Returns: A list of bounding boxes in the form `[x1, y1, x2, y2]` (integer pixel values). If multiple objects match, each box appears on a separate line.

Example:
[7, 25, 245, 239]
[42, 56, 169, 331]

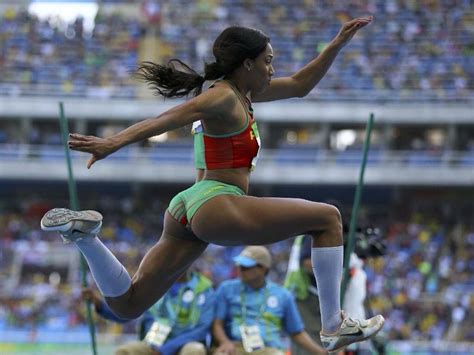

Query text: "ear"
[243, 58, 253, 71]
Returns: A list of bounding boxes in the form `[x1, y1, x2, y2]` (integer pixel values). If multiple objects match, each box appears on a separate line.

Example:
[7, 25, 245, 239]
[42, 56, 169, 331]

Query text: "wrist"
[108, 136, 123, 150]
[327, 39, 344, 51]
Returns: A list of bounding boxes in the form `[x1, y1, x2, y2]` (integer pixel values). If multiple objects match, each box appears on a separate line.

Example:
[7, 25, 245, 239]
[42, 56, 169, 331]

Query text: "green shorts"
[168, 179, 245, 227]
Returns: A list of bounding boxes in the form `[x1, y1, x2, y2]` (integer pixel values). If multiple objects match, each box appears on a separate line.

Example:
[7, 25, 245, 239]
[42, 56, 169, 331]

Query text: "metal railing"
[0, 83, 473, 102]
[1, 144, 473, 167]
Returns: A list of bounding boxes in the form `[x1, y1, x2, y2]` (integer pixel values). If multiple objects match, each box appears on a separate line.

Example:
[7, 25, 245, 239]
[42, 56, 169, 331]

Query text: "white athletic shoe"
[320, 311, 385, 353]
[40, 208, 103, 243]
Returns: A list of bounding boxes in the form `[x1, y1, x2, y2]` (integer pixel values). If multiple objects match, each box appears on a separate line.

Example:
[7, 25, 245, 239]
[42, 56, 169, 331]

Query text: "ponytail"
[136, 26, 270, 98]
[136, 59, 226, 98]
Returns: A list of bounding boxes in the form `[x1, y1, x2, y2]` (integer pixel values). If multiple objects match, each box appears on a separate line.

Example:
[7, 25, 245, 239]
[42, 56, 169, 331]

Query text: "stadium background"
[0, 0, 473, 354]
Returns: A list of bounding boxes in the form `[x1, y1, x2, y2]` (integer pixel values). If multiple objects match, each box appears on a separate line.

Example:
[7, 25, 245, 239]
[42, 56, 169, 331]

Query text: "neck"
[225, 74, 249, 97]
[246, 278, 266, 290]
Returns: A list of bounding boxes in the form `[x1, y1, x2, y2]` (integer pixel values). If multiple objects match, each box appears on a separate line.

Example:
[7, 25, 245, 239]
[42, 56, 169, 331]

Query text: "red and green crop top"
[192, 80, 261, 171]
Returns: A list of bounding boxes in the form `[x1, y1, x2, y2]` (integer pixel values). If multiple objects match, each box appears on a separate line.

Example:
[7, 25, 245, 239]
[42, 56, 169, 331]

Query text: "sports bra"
[192, 80, 261, 170]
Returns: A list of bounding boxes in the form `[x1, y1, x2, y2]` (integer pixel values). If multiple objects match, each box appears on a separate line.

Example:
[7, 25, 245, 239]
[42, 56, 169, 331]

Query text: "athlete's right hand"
[68, 133, 118, 169]
[333, 16, 373, 48]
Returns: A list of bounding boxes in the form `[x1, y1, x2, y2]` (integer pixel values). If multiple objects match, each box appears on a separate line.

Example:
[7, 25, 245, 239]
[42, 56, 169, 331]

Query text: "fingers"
[87, 156, 97, 169]
[354, 15, 373, 27]
[67, 133, 101, 169]
[68, 136, 98, 152]
[346, 16, 373, 30]
[341, 17, 372, 40]
[69, 133, 89, 141]
[68, 133, 98, 147]
[353, 15, 373, 23]
[68, 135, 91, 148]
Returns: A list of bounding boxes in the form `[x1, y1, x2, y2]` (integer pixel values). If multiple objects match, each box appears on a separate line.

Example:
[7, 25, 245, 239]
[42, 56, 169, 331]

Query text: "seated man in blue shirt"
[82, 270, 215, 355]
[212, 246, 326, 355]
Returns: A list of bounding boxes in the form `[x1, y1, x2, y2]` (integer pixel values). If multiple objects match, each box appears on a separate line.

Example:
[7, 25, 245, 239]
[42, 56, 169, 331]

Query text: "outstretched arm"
[68, 89, 234, 168]
[252, 16, 373, 102]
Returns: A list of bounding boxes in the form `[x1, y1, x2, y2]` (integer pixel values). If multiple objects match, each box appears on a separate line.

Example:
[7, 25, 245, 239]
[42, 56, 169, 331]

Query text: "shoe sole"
[41, 208, 103, 232]
[327, 316, 385, 354]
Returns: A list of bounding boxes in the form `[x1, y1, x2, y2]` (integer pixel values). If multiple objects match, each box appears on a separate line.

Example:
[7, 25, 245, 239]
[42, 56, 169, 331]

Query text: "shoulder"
[190, 83, 237, 117]
[268, 282, 293, 300]
[218, 279, 241, 291]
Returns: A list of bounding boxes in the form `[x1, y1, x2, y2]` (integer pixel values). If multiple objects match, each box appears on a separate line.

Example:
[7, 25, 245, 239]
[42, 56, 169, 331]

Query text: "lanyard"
[240, 285, 269, 338]
[152, 286, 198, 326]
[165, 287, 185, 321]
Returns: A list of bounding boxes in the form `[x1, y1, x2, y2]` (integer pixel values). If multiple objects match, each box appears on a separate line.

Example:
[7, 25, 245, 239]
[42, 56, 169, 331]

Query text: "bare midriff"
[204, 167, 250, 194]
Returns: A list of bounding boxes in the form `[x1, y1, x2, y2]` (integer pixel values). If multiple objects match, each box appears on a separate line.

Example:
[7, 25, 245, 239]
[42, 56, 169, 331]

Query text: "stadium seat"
[406, 151, 443, 166]
[273, 145, 321, 165]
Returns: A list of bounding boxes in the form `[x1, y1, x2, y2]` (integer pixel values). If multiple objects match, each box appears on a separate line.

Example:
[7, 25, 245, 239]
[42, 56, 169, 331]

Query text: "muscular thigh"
[107, 212, 208, 318]
[191, 195, 340, 246]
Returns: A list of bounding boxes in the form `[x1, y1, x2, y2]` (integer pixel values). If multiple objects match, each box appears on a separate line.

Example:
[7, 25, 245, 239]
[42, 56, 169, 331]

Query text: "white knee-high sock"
[75, 237, 131, 297]
[311, 246, 343, 333]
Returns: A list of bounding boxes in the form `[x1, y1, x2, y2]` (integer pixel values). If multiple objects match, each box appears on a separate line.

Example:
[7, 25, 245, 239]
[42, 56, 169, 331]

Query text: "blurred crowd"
[0, 194, 472, 344]
[1, 120, 474, 168]
[0, 0, 473, 100]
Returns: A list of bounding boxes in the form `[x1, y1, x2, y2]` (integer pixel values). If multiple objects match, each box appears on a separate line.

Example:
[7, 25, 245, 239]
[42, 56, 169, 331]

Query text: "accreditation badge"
[144, 318, 172, 347]
[239, 324, 265, 353]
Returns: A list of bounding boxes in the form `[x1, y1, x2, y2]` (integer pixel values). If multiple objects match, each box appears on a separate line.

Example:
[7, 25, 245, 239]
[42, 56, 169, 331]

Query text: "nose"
[269, 65, 274, 76]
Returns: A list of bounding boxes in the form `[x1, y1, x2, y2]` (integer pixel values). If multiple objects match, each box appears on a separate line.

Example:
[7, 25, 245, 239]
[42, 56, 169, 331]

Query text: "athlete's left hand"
[68, 133, 119, 169]
[333, 16, 373, 47]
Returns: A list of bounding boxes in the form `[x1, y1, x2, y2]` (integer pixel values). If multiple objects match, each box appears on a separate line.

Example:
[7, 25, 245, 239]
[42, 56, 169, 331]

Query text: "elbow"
[295, 90, 308, 98]
[290, 76, 312, 98]
[293, 86, 311, 98]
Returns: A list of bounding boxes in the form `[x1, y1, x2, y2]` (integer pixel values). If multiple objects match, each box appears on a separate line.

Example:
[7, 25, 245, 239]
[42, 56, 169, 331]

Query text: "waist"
[203, 168, 250, 194]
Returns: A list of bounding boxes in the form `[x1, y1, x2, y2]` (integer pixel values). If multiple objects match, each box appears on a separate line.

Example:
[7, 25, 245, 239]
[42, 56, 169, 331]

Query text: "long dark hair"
[136, 26, 270, 98]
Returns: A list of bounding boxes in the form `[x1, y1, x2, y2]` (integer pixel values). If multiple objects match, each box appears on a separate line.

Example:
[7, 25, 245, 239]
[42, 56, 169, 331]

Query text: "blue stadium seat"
[0, 144, 23, 160]
[149, 145, 193, 164]
[335, 148, 383, 166]
[406, 151, 443, 166]
[38, 146, 66, 161]
[107, 147, 132, 161]
[459, 151, 474, 166]
[274, 145, 321, 165]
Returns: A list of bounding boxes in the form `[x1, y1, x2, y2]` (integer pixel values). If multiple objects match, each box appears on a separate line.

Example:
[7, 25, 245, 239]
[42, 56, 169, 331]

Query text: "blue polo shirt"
[97, 272, 215, 355]
[215, 279, 304, 350]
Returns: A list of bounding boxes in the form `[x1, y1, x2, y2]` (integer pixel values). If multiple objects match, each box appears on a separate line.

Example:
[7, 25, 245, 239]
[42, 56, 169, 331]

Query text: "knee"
[323, 203, 343, 231]
[180, 342, 206, 355]
[115, 308, 144, 320]
[106, 301, 144, 321]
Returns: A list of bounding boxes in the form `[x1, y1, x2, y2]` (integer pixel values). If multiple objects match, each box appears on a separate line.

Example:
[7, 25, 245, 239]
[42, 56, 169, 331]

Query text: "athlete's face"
[248, 43, 274, 94]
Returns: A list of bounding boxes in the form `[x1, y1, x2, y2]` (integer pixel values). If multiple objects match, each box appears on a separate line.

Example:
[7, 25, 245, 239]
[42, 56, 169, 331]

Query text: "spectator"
[212, 246, 326, 355]
[82, 269, 215, 355]
[1, 2, 472, 100]
[285, 235, 323, 355]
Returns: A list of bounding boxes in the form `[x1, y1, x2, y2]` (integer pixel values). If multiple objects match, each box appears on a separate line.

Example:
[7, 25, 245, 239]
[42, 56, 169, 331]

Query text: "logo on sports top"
[182, 290, 194, 303]
[197, 294, 206, 305]
[267, 296, 278, 308]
